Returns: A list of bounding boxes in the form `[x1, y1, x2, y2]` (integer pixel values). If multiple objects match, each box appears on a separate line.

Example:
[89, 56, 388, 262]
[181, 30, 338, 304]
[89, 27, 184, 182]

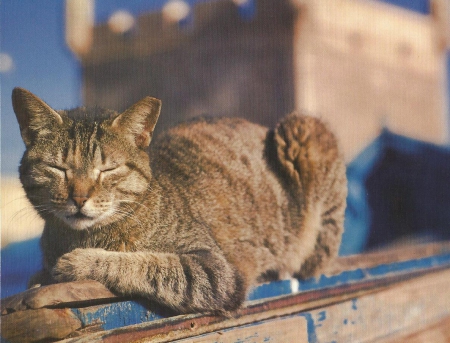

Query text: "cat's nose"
[72, 195, 89, 209]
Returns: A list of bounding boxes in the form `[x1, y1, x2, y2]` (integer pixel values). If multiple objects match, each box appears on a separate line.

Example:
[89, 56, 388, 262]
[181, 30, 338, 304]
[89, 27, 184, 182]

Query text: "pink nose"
[72, 196, 89, 208]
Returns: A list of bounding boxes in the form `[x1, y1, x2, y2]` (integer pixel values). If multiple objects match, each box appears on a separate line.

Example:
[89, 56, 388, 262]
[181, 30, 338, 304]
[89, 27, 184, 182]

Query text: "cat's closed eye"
[100, 166, 120, 173]
[47, 165, 69, 179]
[48, 165, 67, 172]
[98, 165, 129, 182]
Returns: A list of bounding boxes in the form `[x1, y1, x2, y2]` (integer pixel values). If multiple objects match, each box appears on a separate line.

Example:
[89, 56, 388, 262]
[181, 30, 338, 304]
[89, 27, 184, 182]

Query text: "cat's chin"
[62, 210, 117, 230]
[59, 205, 119, 230]
[63, 214, 97, 231]
[60, 213, 107, 231]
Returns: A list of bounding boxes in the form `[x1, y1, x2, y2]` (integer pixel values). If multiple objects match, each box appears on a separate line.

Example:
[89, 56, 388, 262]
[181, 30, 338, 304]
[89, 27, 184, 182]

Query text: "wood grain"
[173, 316, 308, 343]
[375, 315, 450, 343]
[310, 268, 450, 342]
[2, 308, 81, 343]
[59, 266, 450, 342]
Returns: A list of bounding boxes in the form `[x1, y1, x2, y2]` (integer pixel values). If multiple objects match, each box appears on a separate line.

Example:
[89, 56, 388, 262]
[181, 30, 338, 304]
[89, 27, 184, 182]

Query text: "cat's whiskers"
[32, 207, 55, 217]
[6, 205, 52, 229]
[7, 206, 42, 223]
[26, 194, 52, 199]
[111, 206, 146, 230]
[1, 194, 50, 209]
[118, 199, 153, 213]
[112, 207, 140, 224]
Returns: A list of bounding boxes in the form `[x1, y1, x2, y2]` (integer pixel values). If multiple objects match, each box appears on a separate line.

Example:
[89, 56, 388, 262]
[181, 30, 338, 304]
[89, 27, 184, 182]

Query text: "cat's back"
[150, 116, 271, 181]
[149, 116, 290, 280]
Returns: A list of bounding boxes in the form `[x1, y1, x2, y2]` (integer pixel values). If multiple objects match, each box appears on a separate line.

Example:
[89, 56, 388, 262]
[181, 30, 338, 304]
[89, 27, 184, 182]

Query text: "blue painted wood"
[181, 265, 450, 343]
[247, 252, 450, 300]
[72, 301, 162, 331]
[67, 251, 450, 333]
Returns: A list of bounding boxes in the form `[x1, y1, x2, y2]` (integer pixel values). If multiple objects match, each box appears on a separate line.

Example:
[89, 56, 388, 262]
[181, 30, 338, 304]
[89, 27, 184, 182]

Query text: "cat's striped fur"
[13, 87, 347, 313]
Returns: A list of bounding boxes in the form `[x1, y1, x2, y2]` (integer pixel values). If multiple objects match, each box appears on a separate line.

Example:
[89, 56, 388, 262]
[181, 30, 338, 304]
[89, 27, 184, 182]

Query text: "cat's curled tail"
[273, 113, 347, 278]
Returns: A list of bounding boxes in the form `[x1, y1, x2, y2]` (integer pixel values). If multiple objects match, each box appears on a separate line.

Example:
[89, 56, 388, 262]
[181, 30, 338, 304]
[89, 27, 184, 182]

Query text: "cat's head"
[12, 87, 161, 230]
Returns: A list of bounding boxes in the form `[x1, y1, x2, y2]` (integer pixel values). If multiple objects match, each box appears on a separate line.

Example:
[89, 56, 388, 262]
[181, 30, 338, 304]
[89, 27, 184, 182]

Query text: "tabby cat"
[12, 87, 347, 313]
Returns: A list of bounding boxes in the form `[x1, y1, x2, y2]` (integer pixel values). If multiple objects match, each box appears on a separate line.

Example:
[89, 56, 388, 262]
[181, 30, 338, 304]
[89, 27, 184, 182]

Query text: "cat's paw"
[52, 248, 107, 283]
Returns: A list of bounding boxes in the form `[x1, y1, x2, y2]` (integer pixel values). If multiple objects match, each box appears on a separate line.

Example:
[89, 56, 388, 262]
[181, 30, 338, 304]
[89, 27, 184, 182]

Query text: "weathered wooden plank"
[59, 266, 450, 343]
[49, 248, 450, 341]
[3, 243, 450, 343]
[1, 280, 117, 314]
[375, 315, 450, 343]
[72, 300, 167, 331]
[307, 268, 450, 342]
[2, 308, 82, 343]
[249, 247, 450, 298]
[172, 315, 309, 343]
[171, 268, 450, 343]
[327, 241, 450, 274]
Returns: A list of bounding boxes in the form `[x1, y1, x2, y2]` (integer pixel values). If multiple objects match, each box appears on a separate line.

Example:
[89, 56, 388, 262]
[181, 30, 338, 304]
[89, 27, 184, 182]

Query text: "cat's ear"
[111, 96, 161, 148]
[12, 87, 63, 147]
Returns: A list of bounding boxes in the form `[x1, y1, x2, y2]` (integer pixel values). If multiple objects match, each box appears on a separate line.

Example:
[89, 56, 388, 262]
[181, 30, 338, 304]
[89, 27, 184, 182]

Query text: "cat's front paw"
[52, 248, 107, 283]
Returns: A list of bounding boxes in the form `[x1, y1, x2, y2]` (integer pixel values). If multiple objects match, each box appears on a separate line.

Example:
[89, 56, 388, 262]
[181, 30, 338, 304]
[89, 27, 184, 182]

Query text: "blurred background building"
[71, 0, 450, 161]
[79, 0, 296, 133]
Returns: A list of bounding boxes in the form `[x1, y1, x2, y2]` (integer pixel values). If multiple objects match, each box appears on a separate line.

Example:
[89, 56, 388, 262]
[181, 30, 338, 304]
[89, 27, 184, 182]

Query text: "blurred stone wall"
[82, 0, 297, 134]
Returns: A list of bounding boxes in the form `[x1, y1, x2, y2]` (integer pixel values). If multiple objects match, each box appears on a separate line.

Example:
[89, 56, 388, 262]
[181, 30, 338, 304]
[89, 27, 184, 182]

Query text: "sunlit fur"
[13, 87, 347, 314]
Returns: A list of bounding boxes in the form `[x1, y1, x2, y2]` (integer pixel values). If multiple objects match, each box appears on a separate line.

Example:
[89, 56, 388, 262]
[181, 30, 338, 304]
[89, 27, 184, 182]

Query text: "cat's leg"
[273, 113, 347, 278]
[52, 248, 245, 313]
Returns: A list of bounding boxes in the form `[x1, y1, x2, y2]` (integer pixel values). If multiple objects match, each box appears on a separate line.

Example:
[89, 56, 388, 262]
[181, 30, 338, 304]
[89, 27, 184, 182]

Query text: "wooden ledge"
[2, 242, 450, 343]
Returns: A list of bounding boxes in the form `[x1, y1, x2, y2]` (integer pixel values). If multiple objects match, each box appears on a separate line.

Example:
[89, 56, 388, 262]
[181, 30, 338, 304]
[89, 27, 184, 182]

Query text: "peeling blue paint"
[248, 253, 450, 302]
[317, 311, 327, 321]
[63, 252, 450, 335]
[71, 300, 166, 331]
[247, 279, 293, 301]
[298, 313, 318, 343]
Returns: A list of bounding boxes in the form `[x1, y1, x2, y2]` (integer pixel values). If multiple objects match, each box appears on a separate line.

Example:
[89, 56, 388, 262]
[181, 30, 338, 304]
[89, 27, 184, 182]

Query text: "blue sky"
[0, 0, 443, 176]
[1, 1, 77, 176]
[1, 0, 169, 175]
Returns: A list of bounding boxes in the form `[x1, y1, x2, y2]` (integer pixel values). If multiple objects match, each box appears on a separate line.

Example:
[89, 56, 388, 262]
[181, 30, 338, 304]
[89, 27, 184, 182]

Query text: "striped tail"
[273, 113, 347, 278]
